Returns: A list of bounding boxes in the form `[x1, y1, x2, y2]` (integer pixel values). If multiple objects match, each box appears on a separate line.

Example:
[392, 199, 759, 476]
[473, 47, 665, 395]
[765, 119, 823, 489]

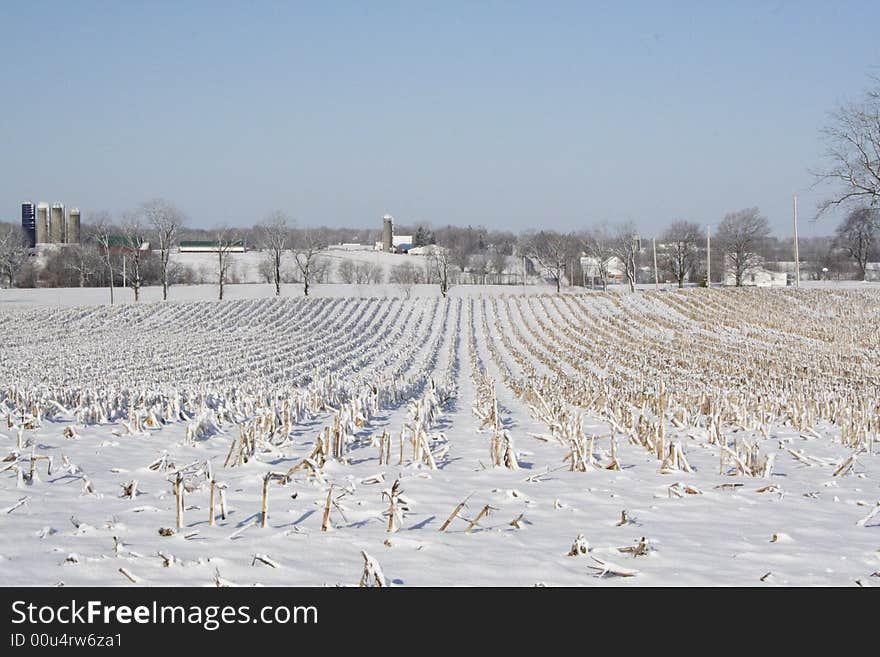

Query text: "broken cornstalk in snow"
[120, 479, 138, 499]
[439, 493, 473, 532]
[589, 557, 639, 578]
[833, 453, 858, 477]
[659, 440, 693, 474]
[490, 430, 519, 469]
[260, 472, 288, 528]
[252, 553, 279, 568]
[359, 551, 387, 587]
[856, 502, 880, 527]
[2, 496, 29, 515]
[567, 534, 590, 556]
[618, 536, 651, 558]
[464, 504, 495, 533]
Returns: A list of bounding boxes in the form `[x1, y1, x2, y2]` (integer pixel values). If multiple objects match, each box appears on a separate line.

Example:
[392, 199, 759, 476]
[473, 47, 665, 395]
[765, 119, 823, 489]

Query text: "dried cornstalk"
[359, 551, 387, 587]
[384, 479, 404, 533]
[567, 534, 590, 556]
[464, 505, 493, 533]
[439, 494, 472, 532]
[321, 486, 333, 532]
[208, 479, 216, 526]
[174, 473, 184, 529]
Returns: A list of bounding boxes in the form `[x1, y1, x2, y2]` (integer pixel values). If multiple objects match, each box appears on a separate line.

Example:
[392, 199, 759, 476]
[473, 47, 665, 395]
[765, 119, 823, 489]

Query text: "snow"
[168, 249, 421, 286]
[0, 286, 878, 586]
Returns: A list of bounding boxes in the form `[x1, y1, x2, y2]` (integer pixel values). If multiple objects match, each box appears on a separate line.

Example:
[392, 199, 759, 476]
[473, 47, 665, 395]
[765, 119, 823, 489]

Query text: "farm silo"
[36, 203, 49, 244]
[50, 204, 65, 243]
[67, 208, 81, 245]
[382, 214, 393, 252]
[21, 202, 36, 248]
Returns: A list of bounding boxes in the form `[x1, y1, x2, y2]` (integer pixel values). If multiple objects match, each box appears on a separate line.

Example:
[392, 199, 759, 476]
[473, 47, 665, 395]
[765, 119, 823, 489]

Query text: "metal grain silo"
[21, 202, 36, 248]
[50, 204, 65, 243]
[67, 208, 81, 245]
[36, 203, 50, 244]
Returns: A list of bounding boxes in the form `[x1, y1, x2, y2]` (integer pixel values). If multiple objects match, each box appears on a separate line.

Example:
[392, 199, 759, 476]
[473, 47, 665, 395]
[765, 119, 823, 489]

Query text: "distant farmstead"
[179, 240, 246, 253]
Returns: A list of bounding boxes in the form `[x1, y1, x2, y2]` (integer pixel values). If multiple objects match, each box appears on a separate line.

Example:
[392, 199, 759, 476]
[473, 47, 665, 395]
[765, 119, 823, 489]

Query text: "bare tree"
[488, 248, 507, 284]
[389, 261, 423, 285]
[0, 224, 29, 288]
[257, 258, 275, 283]
[522, 230, 573, 293]
[426, 247, 452, 297]
[660, 220, 701, 288]
[256, 211, 291, 296]
[715, 208, 771, 287]
[291, 228, 326, 296]
[835, 206, 878, 280]
[65, 244, 99, 287]
[92, 211, 117, 305]
[448, 229, 480, 283]
[581, 226, 615, 291]
[363, 262, 384, 284]
[469, 253, 488, 285]
[142, 199, 185, 301]
[311, 256, 332, 284]
[609, 223, 640, 292]
[215, 226, 241, 301]
[337, 258, 356, 284]
[815, 77, 880, 214]
[121, 215, 148, 302]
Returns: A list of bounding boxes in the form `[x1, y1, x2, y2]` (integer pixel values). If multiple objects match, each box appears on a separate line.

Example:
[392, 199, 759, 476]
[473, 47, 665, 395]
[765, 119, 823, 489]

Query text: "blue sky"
[2, 1, 878, 236]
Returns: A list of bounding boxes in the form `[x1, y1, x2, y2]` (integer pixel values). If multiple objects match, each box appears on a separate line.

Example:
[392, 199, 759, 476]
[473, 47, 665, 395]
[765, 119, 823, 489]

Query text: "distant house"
[866, 263, 880, 282]
[723, 266, 787, 287]
[179, 240, 246, 254]
[580, 255, 626, 285]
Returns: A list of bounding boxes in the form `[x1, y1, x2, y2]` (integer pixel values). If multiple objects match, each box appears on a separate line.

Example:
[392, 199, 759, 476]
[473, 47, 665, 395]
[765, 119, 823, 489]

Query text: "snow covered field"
[1, 287, 878, 586]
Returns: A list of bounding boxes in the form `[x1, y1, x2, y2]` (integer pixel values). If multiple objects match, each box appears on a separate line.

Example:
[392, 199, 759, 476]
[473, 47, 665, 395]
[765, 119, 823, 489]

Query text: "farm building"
[723, 266, 787, 287]
[580, 255, 626, 286]
[372, 235, 414, 253]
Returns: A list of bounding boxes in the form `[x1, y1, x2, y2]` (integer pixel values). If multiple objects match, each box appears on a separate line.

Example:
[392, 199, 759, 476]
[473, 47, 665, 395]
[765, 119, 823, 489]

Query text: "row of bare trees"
[518, 208, 773, 292]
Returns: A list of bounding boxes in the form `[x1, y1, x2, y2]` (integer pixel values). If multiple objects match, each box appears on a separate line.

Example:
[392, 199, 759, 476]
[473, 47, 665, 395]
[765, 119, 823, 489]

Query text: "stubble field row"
[0, 288, 877, 585]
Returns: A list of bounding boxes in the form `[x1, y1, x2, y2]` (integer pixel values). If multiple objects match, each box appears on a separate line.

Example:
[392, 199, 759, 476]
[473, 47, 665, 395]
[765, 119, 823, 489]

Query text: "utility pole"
[793, 194, 800, 288]
[652, 237, 659, 290]
[706, 225, 711, 288]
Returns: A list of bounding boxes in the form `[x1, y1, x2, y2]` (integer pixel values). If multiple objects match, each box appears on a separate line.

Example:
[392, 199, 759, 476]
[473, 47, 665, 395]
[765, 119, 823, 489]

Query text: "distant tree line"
[1, 203, 878, 300]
